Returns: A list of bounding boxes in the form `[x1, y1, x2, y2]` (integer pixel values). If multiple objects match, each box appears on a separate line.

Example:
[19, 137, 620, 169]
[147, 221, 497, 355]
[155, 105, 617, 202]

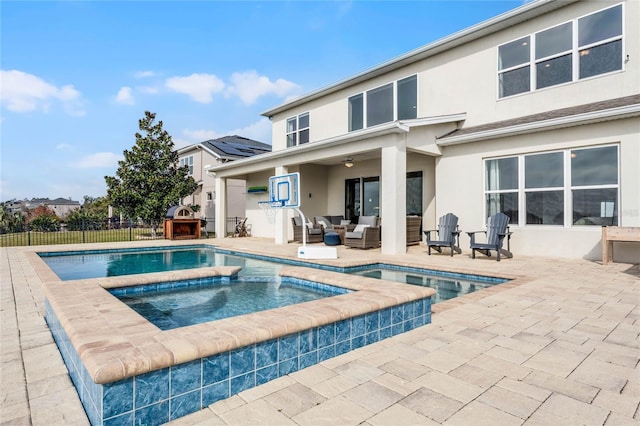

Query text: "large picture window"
[485, 157, 519, 224]
[498, 4, 623, 98]
[348, 75, 417, 132]
[571, 146, 618, 225]
[367, 84, 393, 127]
[286, 112, 310, 147]
[348, 94, 364, 131]
[345, 172, 421, 222]
[525, 152, 564, 225]
[484, 145, 619, 227]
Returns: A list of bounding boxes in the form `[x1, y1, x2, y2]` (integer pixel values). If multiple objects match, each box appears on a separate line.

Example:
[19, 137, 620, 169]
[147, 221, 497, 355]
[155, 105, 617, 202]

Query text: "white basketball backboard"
[268, 172, 300, 208]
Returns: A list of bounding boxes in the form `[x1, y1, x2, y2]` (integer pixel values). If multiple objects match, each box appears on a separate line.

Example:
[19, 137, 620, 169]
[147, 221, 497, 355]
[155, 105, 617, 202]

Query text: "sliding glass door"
[345, 172, 422, 221]
[345, 178, 360, 222]
[362, 177, 380, 217]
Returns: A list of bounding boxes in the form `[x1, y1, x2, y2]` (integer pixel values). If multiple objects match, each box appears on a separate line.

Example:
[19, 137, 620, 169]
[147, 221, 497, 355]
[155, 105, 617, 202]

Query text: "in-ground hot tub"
[34, 246, 435, 425]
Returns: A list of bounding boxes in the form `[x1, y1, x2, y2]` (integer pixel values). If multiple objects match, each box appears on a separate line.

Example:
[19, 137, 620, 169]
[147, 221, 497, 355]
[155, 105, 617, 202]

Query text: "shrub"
[29, 210, 59, 232]
[65, 209, 105, 231]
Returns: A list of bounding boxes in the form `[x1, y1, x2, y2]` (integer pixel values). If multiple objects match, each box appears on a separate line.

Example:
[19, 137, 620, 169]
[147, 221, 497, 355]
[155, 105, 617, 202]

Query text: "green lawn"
[0, 228, 166, 247]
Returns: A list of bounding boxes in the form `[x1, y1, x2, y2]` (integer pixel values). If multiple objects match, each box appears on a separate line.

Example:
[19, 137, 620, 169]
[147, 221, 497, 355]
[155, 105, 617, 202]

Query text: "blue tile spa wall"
[46, 296, 432, 425]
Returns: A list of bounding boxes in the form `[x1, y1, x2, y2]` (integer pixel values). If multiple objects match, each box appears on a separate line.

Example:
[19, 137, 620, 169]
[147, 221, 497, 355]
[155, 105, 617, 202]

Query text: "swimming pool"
[40, 245, 507, 305]
[111, 276, 349, 330]
[37, 244, 505, 425]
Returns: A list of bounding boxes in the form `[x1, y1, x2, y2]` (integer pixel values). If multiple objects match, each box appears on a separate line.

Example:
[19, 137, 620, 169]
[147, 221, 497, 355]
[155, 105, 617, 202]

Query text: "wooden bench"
[602, 226, 640, 265]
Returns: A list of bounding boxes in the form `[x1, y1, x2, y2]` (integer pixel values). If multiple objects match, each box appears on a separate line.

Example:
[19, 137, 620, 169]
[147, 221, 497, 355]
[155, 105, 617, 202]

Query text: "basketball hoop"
[258, 201, 282, 224]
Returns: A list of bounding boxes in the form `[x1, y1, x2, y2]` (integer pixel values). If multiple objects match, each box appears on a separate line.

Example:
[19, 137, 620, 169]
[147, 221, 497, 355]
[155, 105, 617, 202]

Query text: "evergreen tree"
[81, 195, 111, 218]
[105, 111, 197, 236]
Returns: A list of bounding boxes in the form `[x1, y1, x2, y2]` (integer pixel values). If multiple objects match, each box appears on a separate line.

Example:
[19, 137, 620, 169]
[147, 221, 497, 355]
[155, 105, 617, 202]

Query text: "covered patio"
[207, 115, 465, 255]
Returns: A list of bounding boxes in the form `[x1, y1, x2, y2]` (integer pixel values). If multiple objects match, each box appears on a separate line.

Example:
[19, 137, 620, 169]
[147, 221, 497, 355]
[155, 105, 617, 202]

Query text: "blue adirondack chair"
[424, 213, 461, 256]
[467, 212, 513, 261]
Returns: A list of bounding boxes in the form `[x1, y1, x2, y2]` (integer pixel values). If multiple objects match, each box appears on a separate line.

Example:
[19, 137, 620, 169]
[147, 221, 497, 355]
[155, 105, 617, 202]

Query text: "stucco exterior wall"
[422, 0, 638, 126]
[269, 0, 637, 144]
[245, 170, 277, 238]
[235, 0, 639, 259]
[179, 147, 246, 225]
[435, 118, 639, 261]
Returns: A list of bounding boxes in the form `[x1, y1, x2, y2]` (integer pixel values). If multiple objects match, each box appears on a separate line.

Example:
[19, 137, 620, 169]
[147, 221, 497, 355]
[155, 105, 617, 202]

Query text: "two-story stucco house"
[177, 135, 271, 233]
[10, 198, 81, 218]
[207, 0, 639, 262]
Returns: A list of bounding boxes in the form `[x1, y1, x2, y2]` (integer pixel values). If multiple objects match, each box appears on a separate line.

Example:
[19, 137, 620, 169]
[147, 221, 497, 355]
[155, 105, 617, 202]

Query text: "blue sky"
[1, 0, 522, 202]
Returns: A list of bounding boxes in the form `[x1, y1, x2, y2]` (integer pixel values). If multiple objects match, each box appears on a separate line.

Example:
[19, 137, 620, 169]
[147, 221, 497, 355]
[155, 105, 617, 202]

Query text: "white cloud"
[181, 117, 272, 146]
[226, 71, 300, 105]
[137, 86, 159, 94]
[56, 143, 73, 150]
[73, 152, 123, 169]
[134, 70, 156, 78]
[115, 86, 135, 105]
[0, 69, 85, 115]
[165, 73, 225, 103]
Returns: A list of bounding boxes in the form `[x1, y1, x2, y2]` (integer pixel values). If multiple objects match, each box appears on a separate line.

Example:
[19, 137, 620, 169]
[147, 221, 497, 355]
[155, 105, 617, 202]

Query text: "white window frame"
[348, 74, 418, 132]
[180, 155, 194, 176]
[286, 112, 310, 147]
[484, 144, 619, 227]
[497, 3, 624, 99]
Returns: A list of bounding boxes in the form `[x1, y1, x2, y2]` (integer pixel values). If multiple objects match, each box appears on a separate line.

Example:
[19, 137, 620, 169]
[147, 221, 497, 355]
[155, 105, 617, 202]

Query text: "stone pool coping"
[29, 248, 436, 385]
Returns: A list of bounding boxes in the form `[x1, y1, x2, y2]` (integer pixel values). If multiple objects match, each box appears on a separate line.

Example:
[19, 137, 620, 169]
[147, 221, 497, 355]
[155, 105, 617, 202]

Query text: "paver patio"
[1, 237, 638, 425]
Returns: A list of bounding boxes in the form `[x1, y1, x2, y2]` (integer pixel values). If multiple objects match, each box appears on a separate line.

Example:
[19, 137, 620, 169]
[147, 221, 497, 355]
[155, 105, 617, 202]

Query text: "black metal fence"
[0, 217, 244, 247]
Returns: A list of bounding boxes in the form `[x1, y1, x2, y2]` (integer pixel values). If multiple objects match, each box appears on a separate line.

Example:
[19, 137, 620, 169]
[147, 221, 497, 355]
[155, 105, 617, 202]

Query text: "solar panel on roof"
[216, 144, 253, 157]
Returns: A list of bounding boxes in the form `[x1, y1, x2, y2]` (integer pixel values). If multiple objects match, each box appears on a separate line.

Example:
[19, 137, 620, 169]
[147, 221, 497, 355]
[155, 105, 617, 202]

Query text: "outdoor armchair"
[424, 213, 461, 256]
[314, 216, 335, 232]
[466, 212, 513, 261]
[291, 216, 323, 243]
[407, 215, 422, 246]
[344, 216, 380, 249]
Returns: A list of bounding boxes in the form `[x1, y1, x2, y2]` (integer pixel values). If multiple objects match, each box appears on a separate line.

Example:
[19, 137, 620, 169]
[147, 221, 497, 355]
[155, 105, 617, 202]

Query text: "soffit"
[437, 95, 640, 145]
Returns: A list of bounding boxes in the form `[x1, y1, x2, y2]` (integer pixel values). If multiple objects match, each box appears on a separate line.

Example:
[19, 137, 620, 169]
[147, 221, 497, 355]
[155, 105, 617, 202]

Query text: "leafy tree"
[0, 201, 25, 233]
[105, 111, 198, 236]
[28, 205, 59, 232]
[65, 208, 104, 231]
[81, 195, 111, 218]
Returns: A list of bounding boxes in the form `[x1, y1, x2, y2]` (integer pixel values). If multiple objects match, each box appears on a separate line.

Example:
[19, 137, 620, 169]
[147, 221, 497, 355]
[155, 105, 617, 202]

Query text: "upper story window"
[348, 74, 417, 131]
[498, 4, 623, 98]
[286, 112, 309, 147]
[180, 155, 194, 175]
[484, 145, 619, 227]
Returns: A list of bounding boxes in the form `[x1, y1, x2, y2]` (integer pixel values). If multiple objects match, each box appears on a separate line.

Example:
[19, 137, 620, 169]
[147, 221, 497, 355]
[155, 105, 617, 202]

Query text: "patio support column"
[215, 176, 227, 238]
[274, 166, 289, 245]
[380, 135, 407, 255]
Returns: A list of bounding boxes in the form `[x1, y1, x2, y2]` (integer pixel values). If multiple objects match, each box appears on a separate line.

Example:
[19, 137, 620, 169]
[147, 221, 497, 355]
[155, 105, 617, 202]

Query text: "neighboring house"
[177, 135, 271, 233]
[207, 0, 639, 262]
[9, 198, 81, 218]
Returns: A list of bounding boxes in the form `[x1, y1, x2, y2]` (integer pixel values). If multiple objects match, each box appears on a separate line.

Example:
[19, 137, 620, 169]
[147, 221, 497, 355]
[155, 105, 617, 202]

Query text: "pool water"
[347, 267, 504, 304]
[40, 246, 507, 312]
[40, 246, 277, 281]
[112, 278, 346, 330]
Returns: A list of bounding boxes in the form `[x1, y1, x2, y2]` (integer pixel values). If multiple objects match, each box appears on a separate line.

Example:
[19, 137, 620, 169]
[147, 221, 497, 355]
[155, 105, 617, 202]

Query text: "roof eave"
[261, 0, 572, 118]
[205, 122, 409, 174]
[176, 144, 201, 155]
[437, 104, 640, 146]
[206, 113, 466, 176]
